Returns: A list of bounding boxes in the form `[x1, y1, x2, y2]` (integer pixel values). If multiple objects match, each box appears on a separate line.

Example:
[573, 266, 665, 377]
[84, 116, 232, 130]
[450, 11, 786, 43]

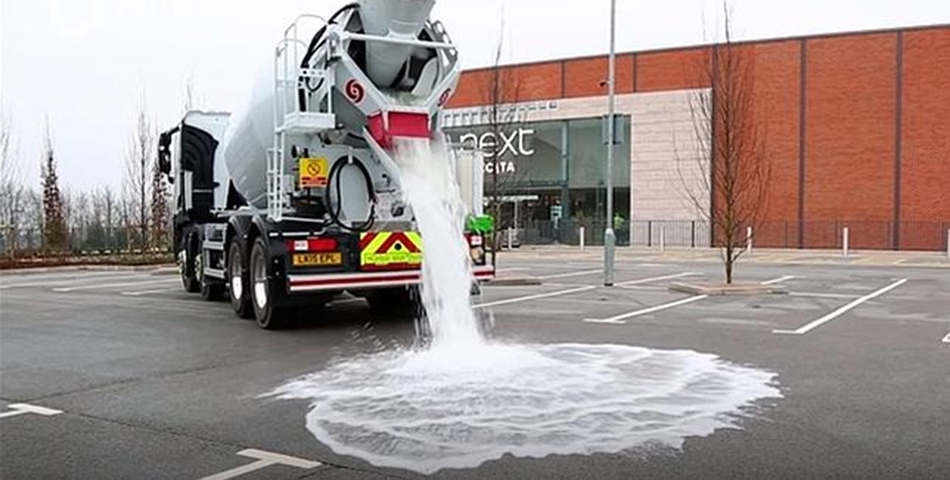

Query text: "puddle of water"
[273, 139, 782, 474]
[275, 342, 780, 473]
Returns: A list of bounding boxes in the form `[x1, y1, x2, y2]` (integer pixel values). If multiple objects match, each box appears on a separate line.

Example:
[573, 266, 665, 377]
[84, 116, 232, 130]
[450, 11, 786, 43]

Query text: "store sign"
[458, 129, 535, 158]
[456, 128, 535, 175]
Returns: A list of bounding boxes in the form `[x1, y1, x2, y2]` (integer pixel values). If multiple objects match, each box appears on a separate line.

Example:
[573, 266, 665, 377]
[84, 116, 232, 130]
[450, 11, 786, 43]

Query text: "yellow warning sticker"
[359, 232, 424, 270]
[299, 158, 328, 188]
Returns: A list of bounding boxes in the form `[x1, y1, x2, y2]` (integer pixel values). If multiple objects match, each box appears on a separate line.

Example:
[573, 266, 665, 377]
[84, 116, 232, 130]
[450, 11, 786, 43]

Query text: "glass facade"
[445, 116, 631, 244]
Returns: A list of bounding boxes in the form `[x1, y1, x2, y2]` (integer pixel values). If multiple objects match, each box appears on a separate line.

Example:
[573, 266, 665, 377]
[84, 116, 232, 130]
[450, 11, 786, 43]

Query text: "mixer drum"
[222, 70, 288, 210]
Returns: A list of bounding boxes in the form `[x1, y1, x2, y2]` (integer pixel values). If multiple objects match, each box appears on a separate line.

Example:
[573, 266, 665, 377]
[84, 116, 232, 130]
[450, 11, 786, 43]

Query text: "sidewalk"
[502, 245, 950, 269]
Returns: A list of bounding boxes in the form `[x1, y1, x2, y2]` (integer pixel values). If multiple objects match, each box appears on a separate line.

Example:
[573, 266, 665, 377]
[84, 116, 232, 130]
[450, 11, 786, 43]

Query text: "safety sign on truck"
[299, 157, 329, 188]
[359, 232, 423, 270]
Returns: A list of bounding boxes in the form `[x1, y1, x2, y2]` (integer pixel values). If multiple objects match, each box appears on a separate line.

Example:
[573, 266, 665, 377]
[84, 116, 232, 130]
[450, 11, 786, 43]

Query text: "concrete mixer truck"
[156, 0, 494, 329]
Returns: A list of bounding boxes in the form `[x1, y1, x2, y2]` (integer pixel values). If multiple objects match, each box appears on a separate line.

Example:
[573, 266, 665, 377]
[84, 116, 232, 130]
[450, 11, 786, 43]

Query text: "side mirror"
[157, 132, 172, 175]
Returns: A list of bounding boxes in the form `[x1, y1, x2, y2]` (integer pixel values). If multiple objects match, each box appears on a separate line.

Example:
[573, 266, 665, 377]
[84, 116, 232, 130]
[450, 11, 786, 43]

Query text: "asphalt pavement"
[1, 251, 948, 479]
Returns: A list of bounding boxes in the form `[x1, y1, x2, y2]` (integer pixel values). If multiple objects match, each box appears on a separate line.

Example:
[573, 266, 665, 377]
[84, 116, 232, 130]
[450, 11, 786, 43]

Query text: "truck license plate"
[292, 252, 342, 267]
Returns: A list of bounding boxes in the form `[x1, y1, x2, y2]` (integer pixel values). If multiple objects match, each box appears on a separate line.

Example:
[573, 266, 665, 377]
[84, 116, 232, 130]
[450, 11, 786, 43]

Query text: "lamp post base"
[604, 228, 616, 287]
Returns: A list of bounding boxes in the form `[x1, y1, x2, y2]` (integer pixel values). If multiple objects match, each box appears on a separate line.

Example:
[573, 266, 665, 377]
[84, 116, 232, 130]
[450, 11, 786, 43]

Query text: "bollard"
[660, 225, 666, 253]
[746, 226, 753, 255]
[843, 227, 850, 259]
[507, 227, 514, 250]
[580, 226, 586, 252]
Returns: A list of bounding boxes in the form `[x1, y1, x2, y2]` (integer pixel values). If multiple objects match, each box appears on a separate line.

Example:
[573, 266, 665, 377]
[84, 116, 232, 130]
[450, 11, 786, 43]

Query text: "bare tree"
[124, 99, 154, 252]
[478, 24, 525, 267]
[678, 1, 771, 284]
[0, 112, 25, 257]
[40, 119, 68, 252]
[150, 160, 170, 251]
[102, 186, 117, 250]
[23, 189, 44, 252]
[72, 189, 91, 251]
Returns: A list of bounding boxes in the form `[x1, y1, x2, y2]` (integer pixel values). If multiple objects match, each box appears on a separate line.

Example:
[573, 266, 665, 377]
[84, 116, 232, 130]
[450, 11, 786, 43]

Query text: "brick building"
[442, 25, 950, 251]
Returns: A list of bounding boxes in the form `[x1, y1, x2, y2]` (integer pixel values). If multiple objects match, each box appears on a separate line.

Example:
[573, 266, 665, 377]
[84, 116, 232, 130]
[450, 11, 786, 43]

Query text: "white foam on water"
[273, 139, 782, 474]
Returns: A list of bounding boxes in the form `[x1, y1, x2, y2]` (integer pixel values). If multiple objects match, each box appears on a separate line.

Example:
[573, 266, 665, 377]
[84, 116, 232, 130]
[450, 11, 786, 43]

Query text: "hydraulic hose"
[298, 3, 360, 110]
[325, 157, 376, 233]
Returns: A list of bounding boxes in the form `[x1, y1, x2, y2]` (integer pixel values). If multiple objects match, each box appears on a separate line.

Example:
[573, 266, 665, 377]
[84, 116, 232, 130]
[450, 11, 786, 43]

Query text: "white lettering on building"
[457, 128, 535, 175]
[458, 128, 535, 158]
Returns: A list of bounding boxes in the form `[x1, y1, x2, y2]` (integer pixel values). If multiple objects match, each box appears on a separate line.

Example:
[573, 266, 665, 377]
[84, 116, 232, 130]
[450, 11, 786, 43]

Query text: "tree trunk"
[725, 248, 734, 284]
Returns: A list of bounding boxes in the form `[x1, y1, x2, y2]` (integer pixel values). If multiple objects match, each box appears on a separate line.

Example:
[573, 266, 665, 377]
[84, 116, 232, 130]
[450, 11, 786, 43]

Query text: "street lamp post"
[603, 0, 617, 287]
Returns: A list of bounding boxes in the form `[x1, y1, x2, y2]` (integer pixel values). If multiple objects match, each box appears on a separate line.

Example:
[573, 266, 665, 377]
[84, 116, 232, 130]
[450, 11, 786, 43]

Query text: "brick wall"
[448, 26, 950, 251]
[747, 40, 802, 248]
[636, 48, 710, 92]
[900, 28, 950, 250]
[804, 33, 897, 250]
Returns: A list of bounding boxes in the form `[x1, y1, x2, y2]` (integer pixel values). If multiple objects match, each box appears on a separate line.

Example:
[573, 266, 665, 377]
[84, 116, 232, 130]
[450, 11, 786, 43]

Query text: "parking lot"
[1, 250, 949, 479]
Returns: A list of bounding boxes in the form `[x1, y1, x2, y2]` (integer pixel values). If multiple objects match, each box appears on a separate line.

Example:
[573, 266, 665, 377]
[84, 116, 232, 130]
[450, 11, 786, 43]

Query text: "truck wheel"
[192, 240, 225, 301]
[249, 237, 291, 329]
[227, 241, 253, 319]
[200, 264, 225, 301]
[180, 235, 200, 293]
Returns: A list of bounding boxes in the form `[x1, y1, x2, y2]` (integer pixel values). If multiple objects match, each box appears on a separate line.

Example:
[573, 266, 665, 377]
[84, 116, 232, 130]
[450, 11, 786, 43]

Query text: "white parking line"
[584, 295, 709, 325]
[121, 288, 183, 297]
[53, 278, 178, 293]
[616, 285, 666, 291]
[538, 269, 603, 280]
[942, 333, 950, 344]
[761, 275, 797, 285]
[774, 278, 908, 335]
[0, 273, 158, 290]
[199, 449, 320, 480]
[791, 292, 861, 300]
[617, 271, 698, 286]
[474, 272, 698, 310]
[474, 285, 597, 309]
[0, 403, 63, 419]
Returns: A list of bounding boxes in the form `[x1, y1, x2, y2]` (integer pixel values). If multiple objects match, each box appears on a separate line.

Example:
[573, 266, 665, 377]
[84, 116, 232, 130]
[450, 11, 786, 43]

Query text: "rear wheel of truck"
[227, 240, 254, 319]
[249, 237, 292, 330]
[179, 233, 200, 293]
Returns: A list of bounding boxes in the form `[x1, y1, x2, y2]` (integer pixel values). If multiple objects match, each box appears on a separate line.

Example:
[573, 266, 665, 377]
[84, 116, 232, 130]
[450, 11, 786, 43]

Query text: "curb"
[669, 281, 788, 296]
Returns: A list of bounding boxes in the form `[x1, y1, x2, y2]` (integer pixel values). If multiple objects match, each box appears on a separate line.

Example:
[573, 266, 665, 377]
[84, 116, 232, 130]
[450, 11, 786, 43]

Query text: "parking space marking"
[761, 275, 797, 285]
[121, 288, 184, 296]
[539, 269, 603, 280]
[0, 403, 63, 419]
[0, 274, 157, 290]
[616, 285, 666, 291]
[791, 292, 860, 300]
[475, 285, 597, 309]
[617, 271, 699, 286]
[774, 278, 908, 335]
[476, 272, 699, 310]
[584, 295, 709, 325]
[53, 278, 178, 293]
[198, 449, 320, 480]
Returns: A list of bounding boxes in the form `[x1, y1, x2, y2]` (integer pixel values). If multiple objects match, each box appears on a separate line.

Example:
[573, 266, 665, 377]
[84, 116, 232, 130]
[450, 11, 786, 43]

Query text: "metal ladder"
[269, 14, 337, 221]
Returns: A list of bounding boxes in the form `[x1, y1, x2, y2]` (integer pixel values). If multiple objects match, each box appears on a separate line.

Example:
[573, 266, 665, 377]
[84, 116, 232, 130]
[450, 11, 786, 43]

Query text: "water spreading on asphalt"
[274, 139, 781, 474]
